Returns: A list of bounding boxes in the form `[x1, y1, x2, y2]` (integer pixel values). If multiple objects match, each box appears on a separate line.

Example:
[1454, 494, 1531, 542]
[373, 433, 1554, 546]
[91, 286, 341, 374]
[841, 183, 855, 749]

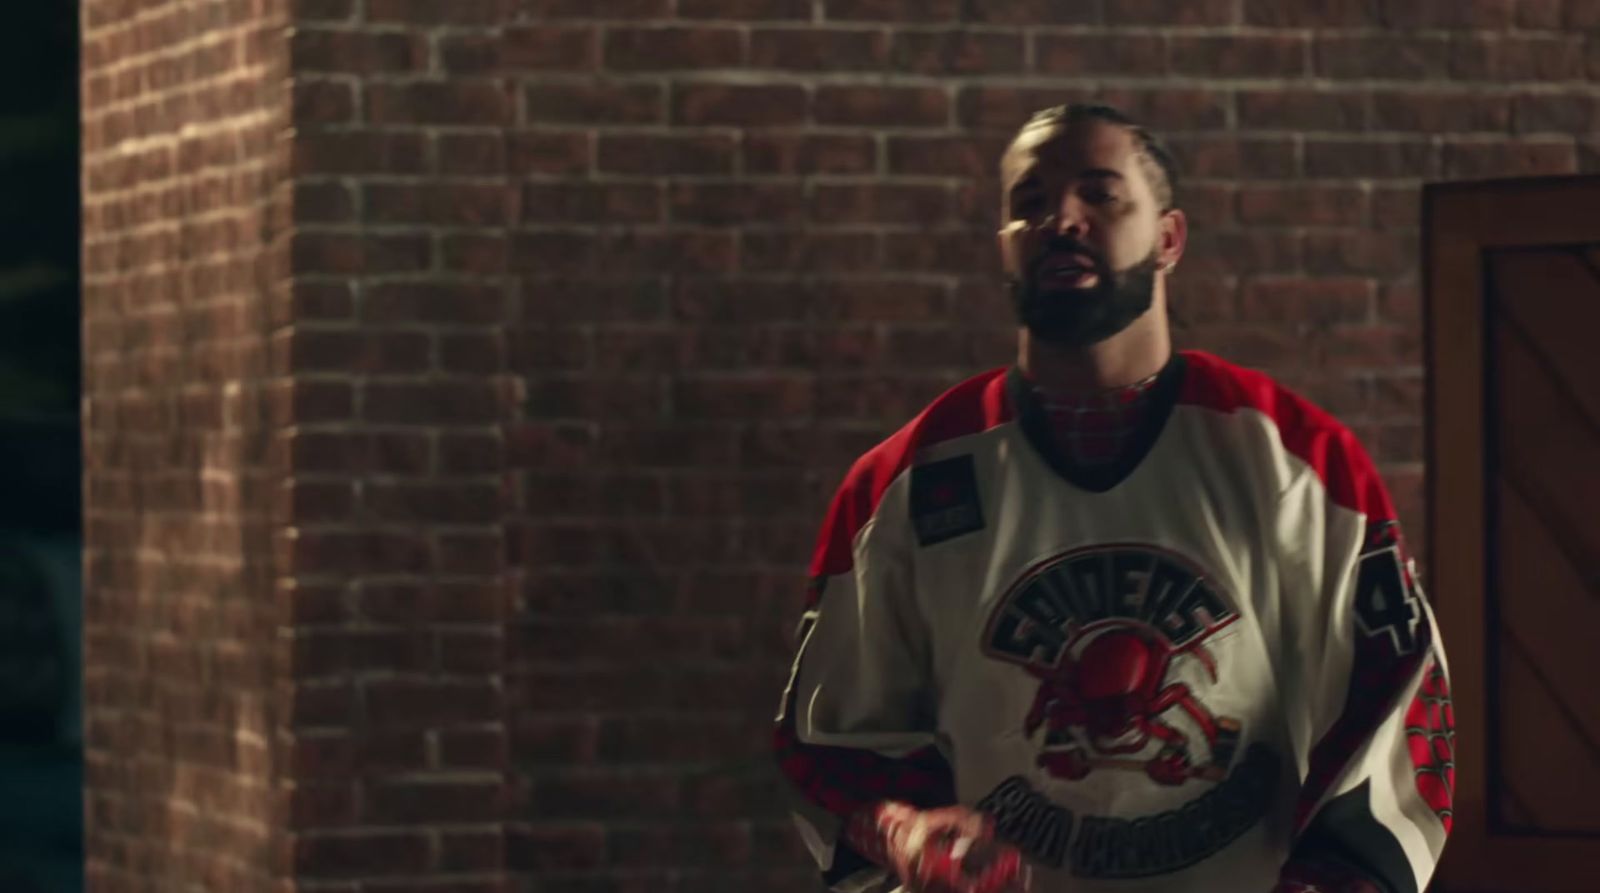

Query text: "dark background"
[0, 0, 84, 889]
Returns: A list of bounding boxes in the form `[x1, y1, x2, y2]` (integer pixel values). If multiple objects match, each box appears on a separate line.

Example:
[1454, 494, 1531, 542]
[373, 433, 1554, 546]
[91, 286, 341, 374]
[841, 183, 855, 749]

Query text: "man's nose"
[1046, 194, 1090, 237]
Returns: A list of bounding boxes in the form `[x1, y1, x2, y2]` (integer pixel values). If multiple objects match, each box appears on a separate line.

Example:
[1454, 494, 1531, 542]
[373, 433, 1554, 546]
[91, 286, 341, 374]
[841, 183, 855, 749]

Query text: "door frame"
[1424, 174, 1600, 891]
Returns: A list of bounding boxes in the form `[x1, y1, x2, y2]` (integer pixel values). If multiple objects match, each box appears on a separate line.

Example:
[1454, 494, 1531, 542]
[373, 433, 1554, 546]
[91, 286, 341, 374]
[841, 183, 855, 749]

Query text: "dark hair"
[1011, 103, 1180, 211]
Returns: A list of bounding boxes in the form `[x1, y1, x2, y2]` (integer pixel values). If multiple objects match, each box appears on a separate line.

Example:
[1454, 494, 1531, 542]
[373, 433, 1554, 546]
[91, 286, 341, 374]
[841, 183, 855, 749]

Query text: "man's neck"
[1017, 307, 1173, 396]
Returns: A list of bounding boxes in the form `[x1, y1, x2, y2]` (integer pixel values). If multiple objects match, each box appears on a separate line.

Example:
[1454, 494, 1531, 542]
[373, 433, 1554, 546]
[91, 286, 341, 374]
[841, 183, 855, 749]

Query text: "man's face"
[997, 118, 1182, 348]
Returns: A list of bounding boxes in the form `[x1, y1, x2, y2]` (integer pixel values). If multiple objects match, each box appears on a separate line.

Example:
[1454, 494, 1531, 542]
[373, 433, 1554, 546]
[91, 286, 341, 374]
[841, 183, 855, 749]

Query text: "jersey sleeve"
[1273, 431, 1454, 893]
[772, 466, 956, 893]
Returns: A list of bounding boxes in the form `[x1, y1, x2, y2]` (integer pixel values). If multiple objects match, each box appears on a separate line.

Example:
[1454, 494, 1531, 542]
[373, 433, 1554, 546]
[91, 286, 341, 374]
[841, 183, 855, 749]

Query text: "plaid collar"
[1030, 370, 1163, 467]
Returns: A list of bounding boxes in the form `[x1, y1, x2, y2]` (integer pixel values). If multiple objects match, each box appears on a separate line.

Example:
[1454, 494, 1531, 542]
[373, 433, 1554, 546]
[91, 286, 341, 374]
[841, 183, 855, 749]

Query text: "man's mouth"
[1036, 253, 1100, 289]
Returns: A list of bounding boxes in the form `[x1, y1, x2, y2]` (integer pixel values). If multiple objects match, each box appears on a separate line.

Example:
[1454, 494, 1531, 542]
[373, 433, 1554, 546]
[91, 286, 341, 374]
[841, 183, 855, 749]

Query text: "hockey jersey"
[774, 350, 1453, 893]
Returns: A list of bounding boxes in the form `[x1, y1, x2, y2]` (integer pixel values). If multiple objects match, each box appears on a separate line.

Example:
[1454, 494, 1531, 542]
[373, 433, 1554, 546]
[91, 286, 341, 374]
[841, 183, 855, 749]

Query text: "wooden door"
[1426, 175, 1600, 892]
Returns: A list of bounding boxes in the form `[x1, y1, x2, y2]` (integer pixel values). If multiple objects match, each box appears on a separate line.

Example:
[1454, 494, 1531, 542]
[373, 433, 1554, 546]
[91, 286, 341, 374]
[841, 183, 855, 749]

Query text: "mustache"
[1029, 238, 1104, 273]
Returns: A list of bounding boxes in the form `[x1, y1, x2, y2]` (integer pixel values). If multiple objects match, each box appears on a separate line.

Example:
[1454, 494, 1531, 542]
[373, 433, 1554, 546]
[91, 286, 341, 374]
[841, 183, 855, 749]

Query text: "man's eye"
[1012, 195, 1044, 217]
[1083, 189, 1117, 204]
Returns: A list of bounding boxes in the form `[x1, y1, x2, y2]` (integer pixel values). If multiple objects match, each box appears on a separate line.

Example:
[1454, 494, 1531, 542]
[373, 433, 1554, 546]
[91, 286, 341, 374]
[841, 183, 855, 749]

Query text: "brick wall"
[81, 0, 293, 888]
[84, 0, 1598, 889]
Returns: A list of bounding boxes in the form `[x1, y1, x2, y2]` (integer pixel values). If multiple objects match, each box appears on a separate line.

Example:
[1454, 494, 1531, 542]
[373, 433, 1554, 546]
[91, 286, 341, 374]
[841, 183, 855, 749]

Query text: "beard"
[1008, 242, 1161, 348]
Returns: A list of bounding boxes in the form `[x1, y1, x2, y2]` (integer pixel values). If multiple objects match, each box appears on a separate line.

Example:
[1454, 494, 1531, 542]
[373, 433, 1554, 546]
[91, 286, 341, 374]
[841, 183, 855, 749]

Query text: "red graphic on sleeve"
[1405, 659, 1455, 832]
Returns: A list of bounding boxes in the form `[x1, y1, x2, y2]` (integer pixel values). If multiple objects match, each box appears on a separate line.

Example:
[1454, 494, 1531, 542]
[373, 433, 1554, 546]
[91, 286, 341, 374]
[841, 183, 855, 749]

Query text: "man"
[772, 104, 1454, 893]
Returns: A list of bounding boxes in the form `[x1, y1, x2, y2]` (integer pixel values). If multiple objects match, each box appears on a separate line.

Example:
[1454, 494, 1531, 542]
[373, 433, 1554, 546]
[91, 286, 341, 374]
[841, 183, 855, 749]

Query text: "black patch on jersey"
[910, 454, 985, 546]
[1354, 541, 1422, 656]
[1296, 781, 1415, 893]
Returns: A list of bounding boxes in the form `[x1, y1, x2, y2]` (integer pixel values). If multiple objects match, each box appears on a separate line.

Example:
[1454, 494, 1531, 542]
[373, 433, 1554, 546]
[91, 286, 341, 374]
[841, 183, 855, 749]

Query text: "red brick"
[1371, 92, 1509, 133]
[670, 183, 806, 225]
[1034, 34, 1165, 76]
[367, 0, 503, 22]
[440, 233, 509, 276]
[526, 82, 663, 124]
[672, 83, 808, 126]
[1167, 136, 1299, 179]
[366, 182, 510, 226]
[1095, 88, 1231, 130]
[1316, 324, 1422, 370]
[292, 630, 433, 677]
[290, 28, 428, 73]
[365, 779, 505, 824]
[884, 231, 995, 273]
[294, 181, 355, 222]
[599, 133, 735, 175]
[1238, 89, 1366, 131]
[1315, 35, 1449, 79]
[292, 831, 431, 876]
[505, 825, 607, 871]
[1171, 35, 1307, 78]
[955, 86, 1095, 131]
[293, 80, 355, 123]
[823, 0, 959, 20]
[1305, 139, 1438, 179]
[292, 232, 431, 275]
[1441, 139, 1576, 178]
[1372, 187, 1421, 228]
[365, 381, 506, 425]
[888, 134, 1013, 177]
[810, 183, 949, 224]
[751, 28, 888, 70]
[508, 131, 592, 176]
[442, 26, 597, 73]
[1239, 185, 1368, 226]
[673, 376, 814, 420]
[1450, 36, 1585, 82]
[367, 680, 500, 727]
[287, 431, 432, 475]
[809, 280, 948, 321]
[518, 184, 656, 225]
[520, 0, 669, 16]
[282, 329, 432, 375]
[1305, 231, 1417, 277]
[1379, 0, 1514, 29]
[1379, 281, 1421, 323]
[743, 231, 878, 272]
[604, 27, 743, 70]
[670, 278, 811, 323]
[815, 85, 949, 127]
[440, 132, 508, 175]
[1245, 0, 1382, 25]
[596, 230, 739, 274]
[1512, 93, 1600, 134]
[287, 531, 432, 575]
[441, 728, 509, 769]
[269, 379, 355, 425]
[680, 0, 811, 17]
[364, 282, 508, 324]
[745, 133, 877, 174]
[292, 0, 357, 20]
[366, 482, 502, 524]
[293, 132, 428, 174]
[439, 830, 505, 873]
[1518, 0, 1562, 27]
[1107, 0, 1236, 24]
[289, 682, 359, 727]
[1182, 230, 1303, 276]
[1570, 0, 1600, 26]
[367, 81, 511, 125]
[1241, 279, 1374, 325]
[885, 30, 1021, 74]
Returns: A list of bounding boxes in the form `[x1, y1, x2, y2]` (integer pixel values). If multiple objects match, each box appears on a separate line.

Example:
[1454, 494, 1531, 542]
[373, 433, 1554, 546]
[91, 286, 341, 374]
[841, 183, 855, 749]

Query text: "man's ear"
[1160, 208, 1187, 269]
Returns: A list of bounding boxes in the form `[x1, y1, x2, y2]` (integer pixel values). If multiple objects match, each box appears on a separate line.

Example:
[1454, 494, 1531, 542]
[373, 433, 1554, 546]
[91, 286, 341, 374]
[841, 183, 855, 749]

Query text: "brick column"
[83, 0, 516, 889]
[82, 0, 294, 888]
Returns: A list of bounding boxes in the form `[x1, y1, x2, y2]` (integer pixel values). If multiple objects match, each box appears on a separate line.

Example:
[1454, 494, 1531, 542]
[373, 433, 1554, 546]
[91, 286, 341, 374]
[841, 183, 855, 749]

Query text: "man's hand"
[851, 802, 1032, 893]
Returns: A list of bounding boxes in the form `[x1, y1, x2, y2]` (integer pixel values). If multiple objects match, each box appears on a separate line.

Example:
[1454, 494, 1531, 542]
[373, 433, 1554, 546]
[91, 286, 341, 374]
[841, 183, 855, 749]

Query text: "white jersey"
[775, 350, 1453, 893]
